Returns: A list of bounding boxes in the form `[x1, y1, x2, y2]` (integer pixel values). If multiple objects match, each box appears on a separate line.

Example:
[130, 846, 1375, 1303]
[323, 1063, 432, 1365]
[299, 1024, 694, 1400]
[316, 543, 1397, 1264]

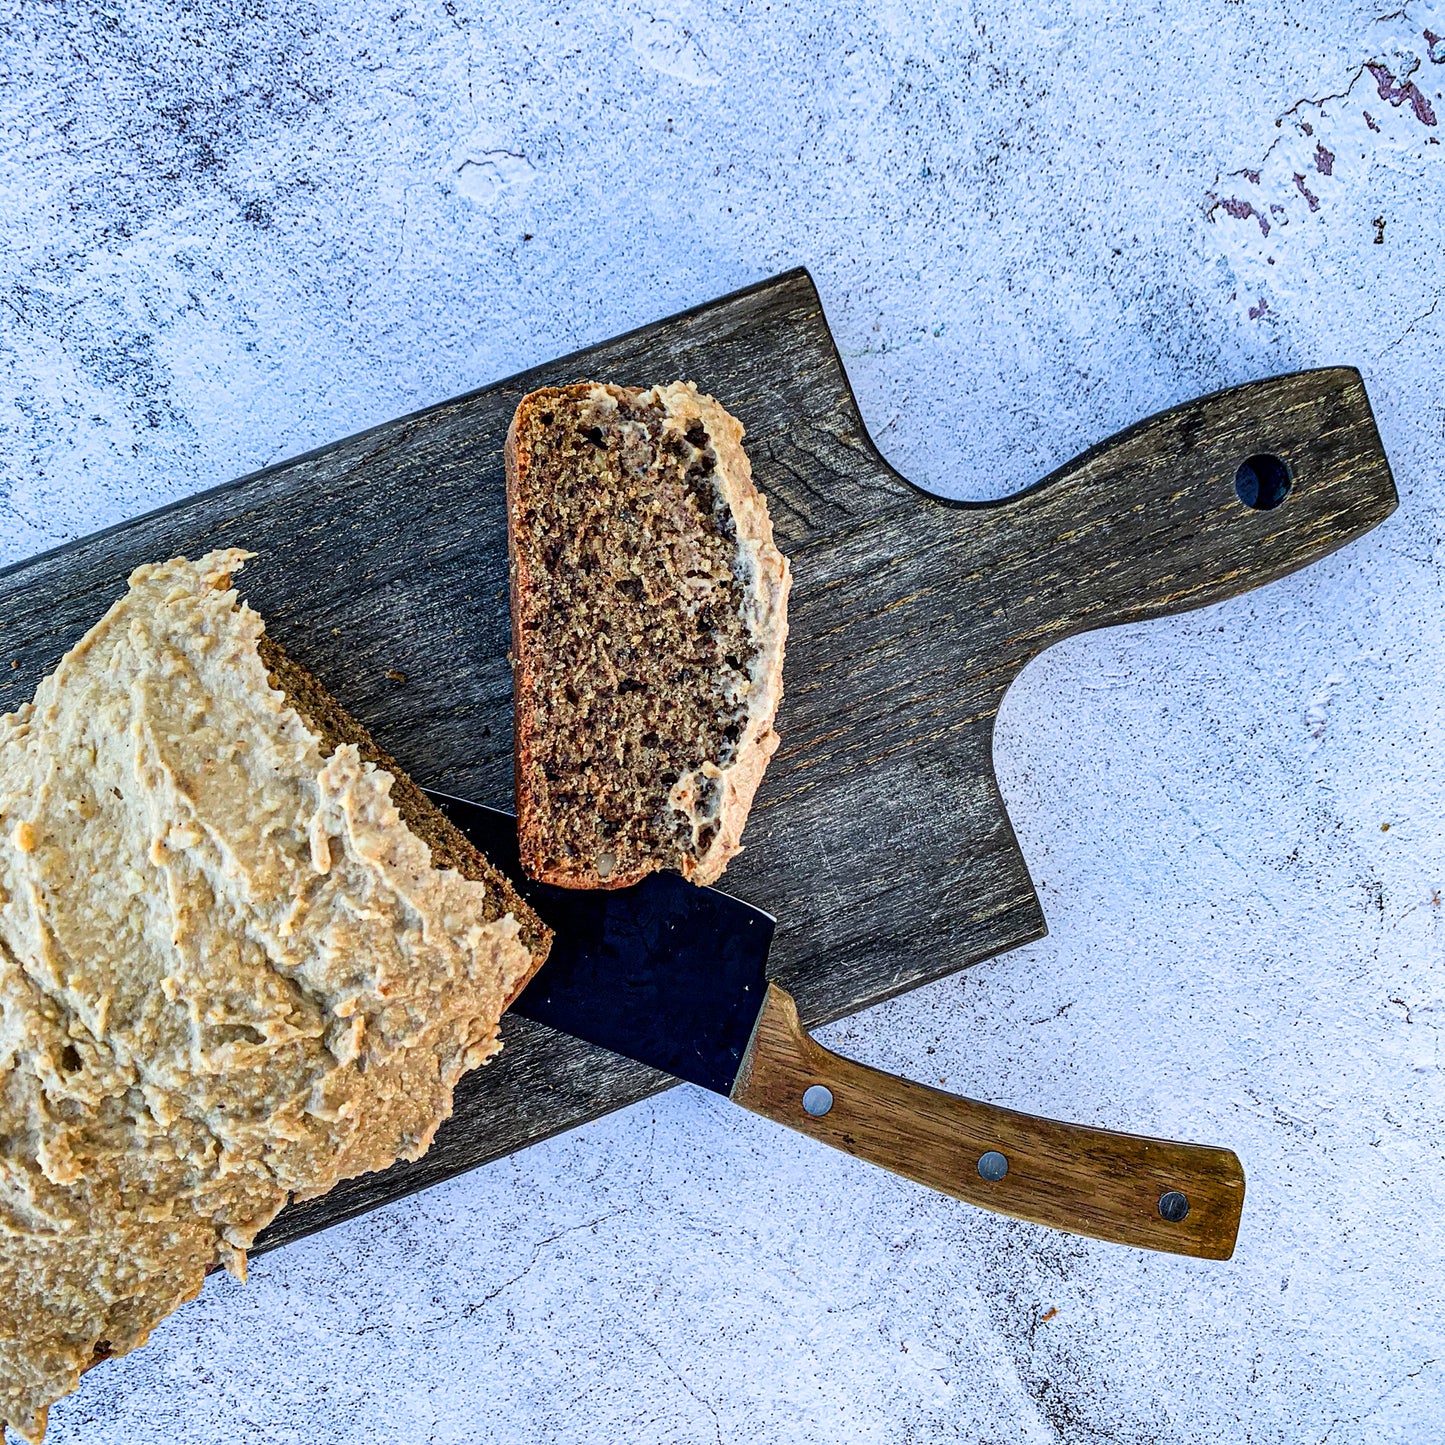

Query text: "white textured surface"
[2, 1, 1443, 1440]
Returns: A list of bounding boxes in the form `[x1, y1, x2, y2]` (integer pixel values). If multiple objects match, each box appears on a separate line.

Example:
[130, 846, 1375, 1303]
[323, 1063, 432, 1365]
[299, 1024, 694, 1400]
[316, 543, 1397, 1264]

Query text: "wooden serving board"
[0, 270, 1395, 1254]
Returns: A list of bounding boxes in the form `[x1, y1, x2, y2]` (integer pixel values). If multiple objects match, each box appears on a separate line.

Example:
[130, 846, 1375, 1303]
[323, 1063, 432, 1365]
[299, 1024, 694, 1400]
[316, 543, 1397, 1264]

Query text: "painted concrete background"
[2, 0, 1443, 1440]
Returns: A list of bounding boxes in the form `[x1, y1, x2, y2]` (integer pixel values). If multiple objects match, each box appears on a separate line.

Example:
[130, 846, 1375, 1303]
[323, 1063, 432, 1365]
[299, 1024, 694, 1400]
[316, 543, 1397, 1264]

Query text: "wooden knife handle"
[731, 984, 1244, 1259]
[981, 367, 1396, 649]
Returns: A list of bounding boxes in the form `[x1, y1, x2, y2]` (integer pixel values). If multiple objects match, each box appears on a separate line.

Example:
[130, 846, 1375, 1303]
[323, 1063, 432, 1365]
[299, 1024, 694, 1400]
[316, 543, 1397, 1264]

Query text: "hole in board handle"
[1234, 454, 1292, 511]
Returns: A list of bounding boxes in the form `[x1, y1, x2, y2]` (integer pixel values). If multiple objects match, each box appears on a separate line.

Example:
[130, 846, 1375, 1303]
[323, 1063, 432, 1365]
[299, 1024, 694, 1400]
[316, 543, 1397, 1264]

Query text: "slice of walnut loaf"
[506, 381, 790, 890]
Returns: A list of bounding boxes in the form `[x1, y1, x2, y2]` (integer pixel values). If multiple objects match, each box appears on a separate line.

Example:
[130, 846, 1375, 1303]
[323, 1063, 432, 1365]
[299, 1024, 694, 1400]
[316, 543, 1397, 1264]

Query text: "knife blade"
[430, 790, 1245, 1260]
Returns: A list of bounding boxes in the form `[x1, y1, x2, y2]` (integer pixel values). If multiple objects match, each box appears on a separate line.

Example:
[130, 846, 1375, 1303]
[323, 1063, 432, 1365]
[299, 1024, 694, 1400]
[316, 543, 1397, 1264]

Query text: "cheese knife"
[431, 791, 1245, 1260]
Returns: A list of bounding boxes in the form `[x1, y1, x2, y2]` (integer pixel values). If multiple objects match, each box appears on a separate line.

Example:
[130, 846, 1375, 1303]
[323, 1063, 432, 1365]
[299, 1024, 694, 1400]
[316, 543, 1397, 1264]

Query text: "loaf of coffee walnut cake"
[0, 550, 548, 1442]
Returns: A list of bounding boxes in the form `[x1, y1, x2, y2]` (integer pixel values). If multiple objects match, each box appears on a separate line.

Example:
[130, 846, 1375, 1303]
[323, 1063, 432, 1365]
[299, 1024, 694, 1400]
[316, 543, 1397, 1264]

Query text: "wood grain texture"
[732, 984, 1245, 1258]
[0, 270, 1395, 1254]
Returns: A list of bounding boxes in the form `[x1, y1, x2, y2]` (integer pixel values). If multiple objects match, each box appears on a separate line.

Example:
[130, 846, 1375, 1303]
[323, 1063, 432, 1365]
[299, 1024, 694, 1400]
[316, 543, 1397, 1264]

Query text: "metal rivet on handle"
[1158, 1190, 1190, 1223]
[977, 1150, 1009, 1182]
[802, 1085, 834, 1117]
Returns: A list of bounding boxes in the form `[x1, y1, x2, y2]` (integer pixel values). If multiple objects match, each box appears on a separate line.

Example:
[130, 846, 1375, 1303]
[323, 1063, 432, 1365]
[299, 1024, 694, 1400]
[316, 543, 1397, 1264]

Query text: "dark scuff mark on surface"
[1207, 195, 1270, 236]
[1366, 62, 1438, 127]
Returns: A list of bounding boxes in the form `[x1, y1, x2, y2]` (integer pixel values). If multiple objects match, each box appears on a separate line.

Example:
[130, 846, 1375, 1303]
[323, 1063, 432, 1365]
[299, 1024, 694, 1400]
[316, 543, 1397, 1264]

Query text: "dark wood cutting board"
[0, 269, 1395, 1254]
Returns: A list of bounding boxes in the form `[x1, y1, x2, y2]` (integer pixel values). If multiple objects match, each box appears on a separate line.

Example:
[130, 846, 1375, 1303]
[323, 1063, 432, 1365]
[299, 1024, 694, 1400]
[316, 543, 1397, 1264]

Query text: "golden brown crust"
[504, 399, 548, 892]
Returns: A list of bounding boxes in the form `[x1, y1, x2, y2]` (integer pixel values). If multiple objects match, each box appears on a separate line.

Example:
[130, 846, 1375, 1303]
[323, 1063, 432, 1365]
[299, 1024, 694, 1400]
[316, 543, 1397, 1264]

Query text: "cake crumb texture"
[506, 381, 790, 890]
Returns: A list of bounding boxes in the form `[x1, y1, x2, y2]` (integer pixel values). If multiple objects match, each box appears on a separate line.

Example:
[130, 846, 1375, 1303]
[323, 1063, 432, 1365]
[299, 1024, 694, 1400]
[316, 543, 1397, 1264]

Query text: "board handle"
[980, 367, 1396, 646]
[731, 984, 1244, 1259]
